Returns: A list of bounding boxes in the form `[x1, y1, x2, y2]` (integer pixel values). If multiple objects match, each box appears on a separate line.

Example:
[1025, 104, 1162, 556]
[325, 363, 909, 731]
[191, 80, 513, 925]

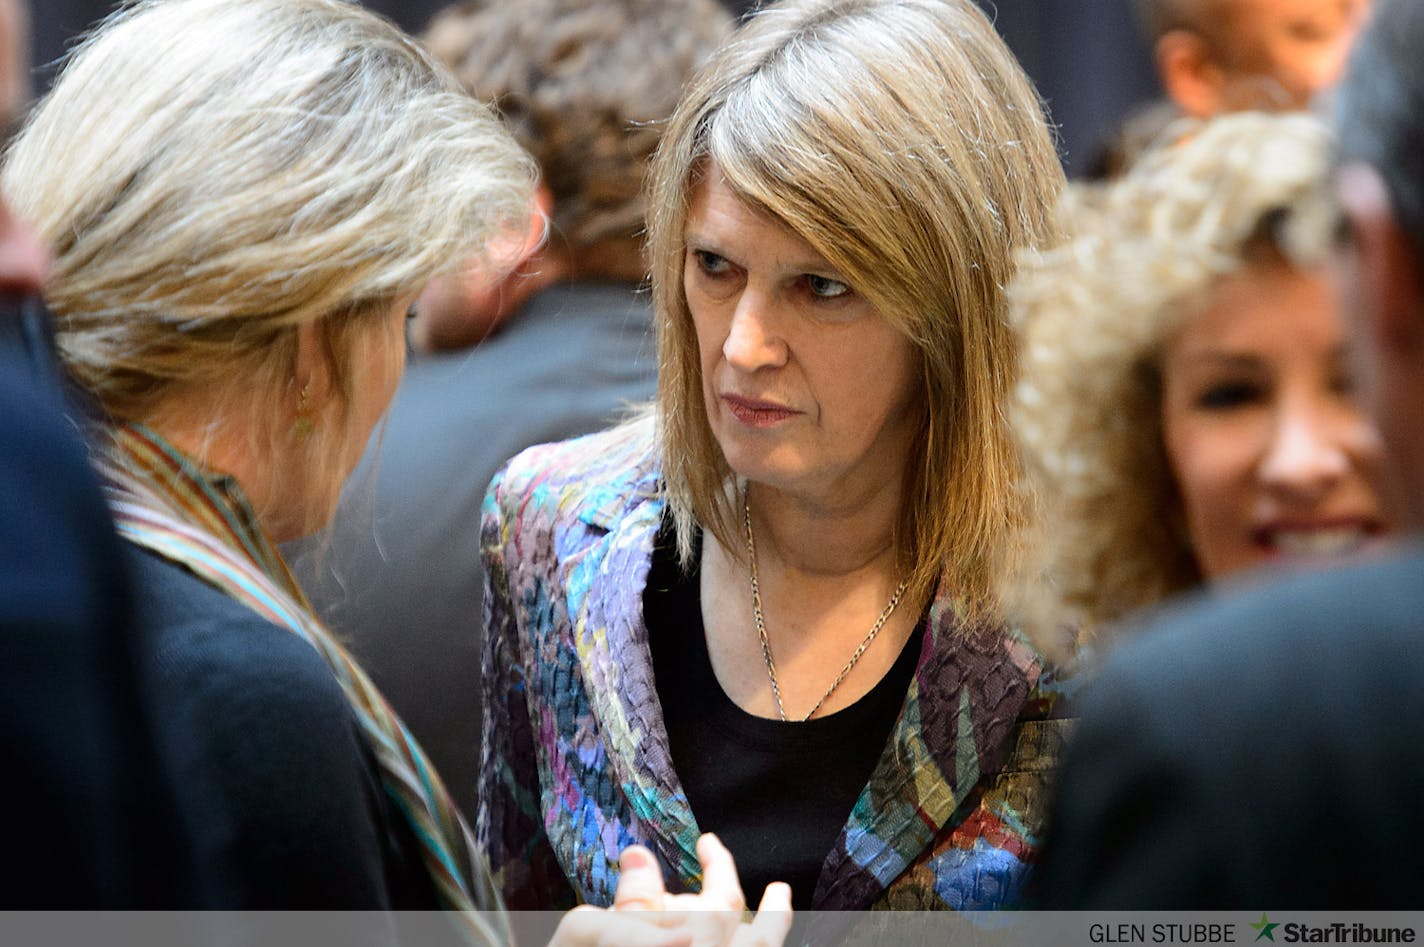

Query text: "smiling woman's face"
[682, 164, 922, 507]
[1160, 259, 1392, 580]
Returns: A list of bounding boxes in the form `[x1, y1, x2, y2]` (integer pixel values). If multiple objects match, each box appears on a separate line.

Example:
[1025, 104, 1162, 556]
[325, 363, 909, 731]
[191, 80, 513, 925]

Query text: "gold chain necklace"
[742, 490, 909, 722]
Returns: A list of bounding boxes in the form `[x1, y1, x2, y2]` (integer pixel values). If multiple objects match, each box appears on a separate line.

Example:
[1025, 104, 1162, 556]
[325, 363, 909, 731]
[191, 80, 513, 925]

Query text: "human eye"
[1329, 362, 1358, 398]
[1286, 17, 1331, 42]
[691, 249, 733, 277]
[803, 273, 851, 300]
[1194, 379, 1264, 411]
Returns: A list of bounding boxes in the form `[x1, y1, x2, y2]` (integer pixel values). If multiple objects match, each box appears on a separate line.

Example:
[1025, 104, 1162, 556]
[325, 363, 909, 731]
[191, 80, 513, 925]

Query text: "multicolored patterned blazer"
[477, 419, 1071, 911]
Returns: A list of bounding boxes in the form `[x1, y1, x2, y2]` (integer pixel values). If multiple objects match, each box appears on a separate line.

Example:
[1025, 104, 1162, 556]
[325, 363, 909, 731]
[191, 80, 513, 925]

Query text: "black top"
[126, 545, 442, 916]
[645, 521, 924, 909]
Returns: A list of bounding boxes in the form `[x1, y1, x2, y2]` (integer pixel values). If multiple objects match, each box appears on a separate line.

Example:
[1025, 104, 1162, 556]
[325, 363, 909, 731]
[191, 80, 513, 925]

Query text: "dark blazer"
[127, 545, 441, 912]
[0, 355, 194, 907]
[289, 280, 657, 816]
[1034, 548, 1424, 908]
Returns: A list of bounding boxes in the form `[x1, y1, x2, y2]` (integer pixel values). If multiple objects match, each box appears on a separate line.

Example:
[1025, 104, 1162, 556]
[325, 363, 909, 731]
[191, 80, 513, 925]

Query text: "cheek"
[687, 305, 724, 384]
[1162, 407, 1254, 528]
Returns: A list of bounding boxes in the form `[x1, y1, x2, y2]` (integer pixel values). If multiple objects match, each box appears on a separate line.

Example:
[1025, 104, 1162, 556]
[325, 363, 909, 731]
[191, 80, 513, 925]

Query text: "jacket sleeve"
[475, 465, 578, 910]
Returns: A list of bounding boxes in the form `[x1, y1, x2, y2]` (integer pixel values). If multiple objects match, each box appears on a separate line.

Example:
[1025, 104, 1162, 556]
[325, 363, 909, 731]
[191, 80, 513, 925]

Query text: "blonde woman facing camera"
[1009, 112, 1394, 649]
[480, 0, 1069, 912]
[6, 1, 784, 940]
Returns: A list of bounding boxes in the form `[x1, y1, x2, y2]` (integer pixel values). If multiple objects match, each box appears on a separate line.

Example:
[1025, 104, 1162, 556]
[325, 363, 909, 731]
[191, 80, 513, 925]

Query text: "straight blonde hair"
[647, 0, 1065, 621]
[4, 0, 534, 532]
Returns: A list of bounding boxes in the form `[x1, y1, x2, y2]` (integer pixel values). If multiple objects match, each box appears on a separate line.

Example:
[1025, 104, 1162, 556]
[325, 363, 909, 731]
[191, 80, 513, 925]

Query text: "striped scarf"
[99, 423, 508, 944]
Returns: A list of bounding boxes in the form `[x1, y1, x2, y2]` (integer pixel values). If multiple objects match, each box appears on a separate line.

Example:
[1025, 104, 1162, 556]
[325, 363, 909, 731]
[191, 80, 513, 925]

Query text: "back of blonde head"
[648, 0, 1065, 620]
[3, 0, 533, 421]
[1008, 112, 1333, 652]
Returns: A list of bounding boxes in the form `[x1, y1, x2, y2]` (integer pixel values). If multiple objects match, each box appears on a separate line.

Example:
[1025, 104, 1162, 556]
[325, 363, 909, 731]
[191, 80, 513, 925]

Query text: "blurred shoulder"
[1112, 547, 1423, 676]
[1084, 545, 1424, 731]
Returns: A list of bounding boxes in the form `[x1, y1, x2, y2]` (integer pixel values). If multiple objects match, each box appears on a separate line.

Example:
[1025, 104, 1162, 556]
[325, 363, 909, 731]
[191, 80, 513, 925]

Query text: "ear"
[1156, 29, 1227, 118]
[409, 183, 560, 354]
[292, 319, 335, 414]
[1336, 162, 1424, 356]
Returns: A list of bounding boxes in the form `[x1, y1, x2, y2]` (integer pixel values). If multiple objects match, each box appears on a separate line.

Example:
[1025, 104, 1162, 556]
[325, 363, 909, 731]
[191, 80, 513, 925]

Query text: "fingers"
[548, 906, 694, 947]
[740, 882, 794, 947]
[694, 833, 747, 913]
[613, 845, 668, 912]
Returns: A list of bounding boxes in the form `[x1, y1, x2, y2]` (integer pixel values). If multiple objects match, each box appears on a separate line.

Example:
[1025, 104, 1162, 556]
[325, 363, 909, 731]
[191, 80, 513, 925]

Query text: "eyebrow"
[682, 233, 843, 276]
[1175, 343, 1351, 367]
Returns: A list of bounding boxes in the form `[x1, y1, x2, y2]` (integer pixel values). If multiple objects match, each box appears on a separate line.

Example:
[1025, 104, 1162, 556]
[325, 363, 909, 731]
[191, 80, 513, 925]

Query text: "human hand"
[546, 834, 792, 947]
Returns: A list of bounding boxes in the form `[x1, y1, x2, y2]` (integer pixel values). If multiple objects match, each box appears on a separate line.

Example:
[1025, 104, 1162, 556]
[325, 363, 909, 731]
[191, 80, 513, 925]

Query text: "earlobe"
[1156, 30, 1226, 118]
[292, 320, 335, 415]
[1336, 162, 1424, 355]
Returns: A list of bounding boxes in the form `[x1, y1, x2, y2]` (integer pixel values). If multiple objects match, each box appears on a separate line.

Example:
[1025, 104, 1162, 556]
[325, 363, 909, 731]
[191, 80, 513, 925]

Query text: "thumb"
[613, 845, 668, 912]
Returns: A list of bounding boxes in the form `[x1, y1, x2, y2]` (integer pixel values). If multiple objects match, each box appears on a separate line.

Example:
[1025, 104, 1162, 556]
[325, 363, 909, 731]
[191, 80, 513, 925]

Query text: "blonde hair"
[1008, 111, 1333, 648]
[423, 0, 732, 270]
[648, 0, 1065, 620]
[4, 0, 533, 528]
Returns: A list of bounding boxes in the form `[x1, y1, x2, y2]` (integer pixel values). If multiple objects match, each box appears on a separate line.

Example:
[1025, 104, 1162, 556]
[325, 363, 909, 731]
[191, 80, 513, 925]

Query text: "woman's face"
[1161, 261, 1391, 580]
[683, 164, 921, 506]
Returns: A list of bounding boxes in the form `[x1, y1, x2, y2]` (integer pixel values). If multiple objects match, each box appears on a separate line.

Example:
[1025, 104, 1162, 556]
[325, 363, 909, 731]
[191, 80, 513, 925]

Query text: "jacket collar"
[564, 453, 1040, 906]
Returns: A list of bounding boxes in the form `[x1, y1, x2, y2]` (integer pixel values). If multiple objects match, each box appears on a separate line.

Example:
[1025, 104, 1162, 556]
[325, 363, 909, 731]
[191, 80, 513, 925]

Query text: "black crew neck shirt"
[644, 520, 924, 910]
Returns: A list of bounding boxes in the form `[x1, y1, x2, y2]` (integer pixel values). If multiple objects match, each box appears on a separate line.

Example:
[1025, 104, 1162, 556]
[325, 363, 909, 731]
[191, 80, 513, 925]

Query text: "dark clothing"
[0, 357, 194, 907]
[128, 545, 441, 911]
[645, 523, 925, 909]
[292, 280, 657, 816]
[1034, 548, 1424, 908]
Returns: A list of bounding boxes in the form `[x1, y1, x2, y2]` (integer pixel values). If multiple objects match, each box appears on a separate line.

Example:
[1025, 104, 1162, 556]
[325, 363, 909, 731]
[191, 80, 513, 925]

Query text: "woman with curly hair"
[1009, 111, 1396, 651]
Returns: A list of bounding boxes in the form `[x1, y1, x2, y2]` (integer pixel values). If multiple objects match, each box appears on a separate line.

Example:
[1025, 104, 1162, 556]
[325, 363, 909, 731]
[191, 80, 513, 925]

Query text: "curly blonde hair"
[1007, 111, 1333, 649]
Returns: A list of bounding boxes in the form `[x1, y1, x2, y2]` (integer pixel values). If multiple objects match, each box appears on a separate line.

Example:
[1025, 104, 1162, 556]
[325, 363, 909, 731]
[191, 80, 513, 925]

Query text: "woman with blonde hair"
[5, 1, 784, 940]
[1009, 111, 1394, 652]
[480, 0, 1069, 912]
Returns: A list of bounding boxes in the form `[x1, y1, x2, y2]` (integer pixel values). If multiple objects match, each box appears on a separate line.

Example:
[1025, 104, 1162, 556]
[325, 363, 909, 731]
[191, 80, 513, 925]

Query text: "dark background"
[27, 0, 1160, 178]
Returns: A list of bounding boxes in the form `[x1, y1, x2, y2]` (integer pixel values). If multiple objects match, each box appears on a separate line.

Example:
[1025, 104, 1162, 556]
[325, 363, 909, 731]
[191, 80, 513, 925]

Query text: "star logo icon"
[1251, 913, 1280, 942]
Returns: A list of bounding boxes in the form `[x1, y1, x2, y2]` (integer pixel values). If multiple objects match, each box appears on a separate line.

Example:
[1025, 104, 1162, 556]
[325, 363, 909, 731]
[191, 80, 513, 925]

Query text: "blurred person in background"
[1139, 0, 1370, 116]
[1032, 0, 1424, 906]
[293, 0, 733, 818]
[1009, 111, 1395, 652]
[1090, 0, 1370, 178]
[480, 0, 1069, 913]
[0, 0, 26, 116]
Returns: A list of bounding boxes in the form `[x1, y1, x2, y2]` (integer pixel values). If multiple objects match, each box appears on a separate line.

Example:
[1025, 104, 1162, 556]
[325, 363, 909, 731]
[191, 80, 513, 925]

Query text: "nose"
[0, 198, 49, 297]
[722, 289, 787, 372]
[1258, 402, 1350, 502]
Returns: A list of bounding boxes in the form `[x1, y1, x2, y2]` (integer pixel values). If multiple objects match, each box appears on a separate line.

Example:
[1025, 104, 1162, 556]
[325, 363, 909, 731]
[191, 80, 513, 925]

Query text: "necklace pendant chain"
[742, 488, 909, 723]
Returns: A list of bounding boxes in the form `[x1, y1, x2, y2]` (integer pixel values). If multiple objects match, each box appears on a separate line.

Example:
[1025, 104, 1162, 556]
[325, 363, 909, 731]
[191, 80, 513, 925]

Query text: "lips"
[722, 394, 800, 427]
[1253, 520, 1383, 559]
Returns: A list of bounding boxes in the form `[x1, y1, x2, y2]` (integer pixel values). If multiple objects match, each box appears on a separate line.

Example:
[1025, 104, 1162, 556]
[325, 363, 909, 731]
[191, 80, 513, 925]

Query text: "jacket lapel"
[561, 461, 703, 890]
[812, 593, 1035, 909]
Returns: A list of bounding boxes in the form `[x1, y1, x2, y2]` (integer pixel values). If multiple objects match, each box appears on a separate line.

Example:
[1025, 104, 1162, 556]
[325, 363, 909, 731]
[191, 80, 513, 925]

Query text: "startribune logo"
[1248, 914, 1417, 944]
